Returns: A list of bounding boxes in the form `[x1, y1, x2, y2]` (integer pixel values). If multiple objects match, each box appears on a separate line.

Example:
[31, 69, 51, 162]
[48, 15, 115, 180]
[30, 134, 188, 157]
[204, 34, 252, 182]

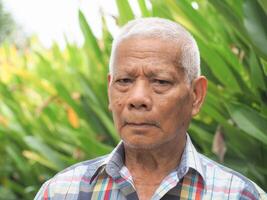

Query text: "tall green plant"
[0, 0, 266, 199]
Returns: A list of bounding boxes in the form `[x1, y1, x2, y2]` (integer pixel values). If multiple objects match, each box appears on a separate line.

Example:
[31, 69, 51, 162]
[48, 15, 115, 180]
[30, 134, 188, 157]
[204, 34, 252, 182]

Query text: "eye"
[116, 78, 133, 85]
[152, 79, 173, 93]
[153, 79, 171, 85]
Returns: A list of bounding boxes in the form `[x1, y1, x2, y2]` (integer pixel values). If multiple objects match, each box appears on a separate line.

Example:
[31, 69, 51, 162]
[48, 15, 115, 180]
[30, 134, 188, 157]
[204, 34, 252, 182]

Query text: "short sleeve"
[239, 181, 265, 200]
[34, 180, 51, 200]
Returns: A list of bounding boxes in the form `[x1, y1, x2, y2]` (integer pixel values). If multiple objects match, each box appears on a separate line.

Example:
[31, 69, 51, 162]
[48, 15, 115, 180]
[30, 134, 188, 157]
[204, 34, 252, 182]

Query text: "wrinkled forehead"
[109, 36, 188, 82]
[112, 36, 183, 71]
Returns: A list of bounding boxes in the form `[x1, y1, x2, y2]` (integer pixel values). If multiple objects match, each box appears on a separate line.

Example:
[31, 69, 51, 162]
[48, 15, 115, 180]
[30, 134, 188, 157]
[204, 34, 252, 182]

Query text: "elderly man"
[35, 18, 265, 200]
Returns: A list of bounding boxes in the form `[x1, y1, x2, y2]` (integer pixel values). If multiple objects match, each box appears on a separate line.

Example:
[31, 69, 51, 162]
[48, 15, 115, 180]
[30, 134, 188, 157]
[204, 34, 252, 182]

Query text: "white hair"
[109, 17, 200, 82]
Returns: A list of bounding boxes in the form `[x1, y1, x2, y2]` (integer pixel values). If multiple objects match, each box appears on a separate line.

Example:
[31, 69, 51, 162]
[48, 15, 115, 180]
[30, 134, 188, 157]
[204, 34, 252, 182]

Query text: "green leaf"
[257, 0, 267, 15]
[197, 38, 241, 91]
[78, 10, 104, 64]
[260, 57, 267, 76]
[6, 145, 31, 177]
[171, 0, 215, 40]
[151, 0, 174, 19]
[76, 131, 112, 157]
[54, 82, 81, 115]
[189, 122, 213, 154]
[116, 0, 134, 25]
[248, 50, 266, 91]
[209, 0, 249, 44]
[226, 102, 267, 145]
[244, 0, 267, 59]
[24, 136, 66, 170]
[138, 0, 151, 17]
[80, 95, 119, 144]
[22, 150, 59, 170]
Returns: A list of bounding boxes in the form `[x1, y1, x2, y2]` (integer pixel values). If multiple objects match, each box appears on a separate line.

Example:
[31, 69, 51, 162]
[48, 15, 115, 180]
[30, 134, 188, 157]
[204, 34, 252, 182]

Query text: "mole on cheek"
[115, 100, 122, 107]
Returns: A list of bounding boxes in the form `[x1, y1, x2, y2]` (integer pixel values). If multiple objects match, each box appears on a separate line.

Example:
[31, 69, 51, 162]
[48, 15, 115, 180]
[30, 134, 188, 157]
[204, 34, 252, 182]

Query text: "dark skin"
[108, 36, 207, 200]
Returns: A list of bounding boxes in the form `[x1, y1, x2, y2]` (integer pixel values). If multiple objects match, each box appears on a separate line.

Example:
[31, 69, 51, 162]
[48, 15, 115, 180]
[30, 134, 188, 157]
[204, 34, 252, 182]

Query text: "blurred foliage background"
[0, 0, 267, 199]
[0, 0, 16, 44]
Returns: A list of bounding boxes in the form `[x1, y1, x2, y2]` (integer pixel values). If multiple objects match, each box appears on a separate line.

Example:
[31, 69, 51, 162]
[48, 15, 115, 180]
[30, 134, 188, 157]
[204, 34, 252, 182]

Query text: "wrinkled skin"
[108, 37, 206, 150]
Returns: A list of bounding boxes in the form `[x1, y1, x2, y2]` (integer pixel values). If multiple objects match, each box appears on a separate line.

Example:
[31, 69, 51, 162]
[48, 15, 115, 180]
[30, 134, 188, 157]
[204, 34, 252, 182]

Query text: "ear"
[108, 74, 112, 86]
[107, 74, 112, 111]
[191, 76, 207, 116]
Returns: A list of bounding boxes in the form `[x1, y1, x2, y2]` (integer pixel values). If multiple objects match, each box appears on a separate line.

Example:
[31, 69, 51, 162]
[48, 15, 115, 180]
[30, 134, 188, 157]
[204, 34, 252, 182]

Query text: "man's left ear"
[108, 74, 112, 86]
[191, 76, 207, 116]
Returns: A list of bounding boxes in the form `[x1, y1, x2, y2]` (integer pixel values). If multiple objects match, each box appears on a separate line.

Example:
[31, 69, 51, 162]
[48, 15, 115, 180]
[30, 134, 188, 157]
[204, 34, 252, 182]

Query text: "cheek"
[110, 100, 123, 131]
[109, 92, 126, 120]
[109, 89, 124, 110]
[158, 92, 192, 126]
[157, 94, 184, 115]
[113, 99, 123, 108]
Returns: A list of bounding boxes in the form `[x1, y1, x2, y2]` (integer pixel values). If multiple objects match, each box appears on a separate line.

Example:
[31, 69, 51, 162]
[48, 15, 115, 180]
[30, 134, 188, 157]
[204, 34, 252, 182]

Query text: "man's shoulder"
[59, 154, 109, 175]
[198, 153, 266, 199]
[53, 154, 109, 182]
[34, 154, 109, 199]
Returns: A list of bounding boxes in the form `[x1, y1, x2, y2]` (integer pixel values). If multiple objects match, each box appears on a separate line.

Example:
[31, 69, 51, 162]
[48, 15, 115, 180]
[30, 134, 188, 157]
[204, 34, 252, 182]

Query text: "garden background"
[0, 0, 267, 199]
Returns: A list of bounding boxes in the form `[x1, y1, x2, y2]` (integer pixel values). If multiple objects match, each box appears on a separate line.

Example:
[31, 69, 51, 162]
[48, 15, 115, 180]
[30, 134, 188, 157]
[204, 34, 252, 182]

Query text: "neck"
[124, 133, 187, 178]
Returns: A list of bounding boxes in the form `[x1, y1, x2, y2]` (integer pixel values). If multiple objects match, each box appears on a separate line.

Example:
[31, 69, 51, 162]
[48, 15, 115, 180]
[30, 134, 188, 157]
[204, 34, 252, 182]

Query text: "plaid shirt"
[35, 135, 266, 200]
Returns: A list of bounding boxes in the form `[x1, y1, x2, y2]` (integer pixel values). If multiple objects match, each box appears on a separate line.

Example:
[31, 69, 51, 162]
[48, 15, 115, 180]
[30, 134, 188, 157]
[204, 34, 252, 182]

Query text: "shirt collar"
[89, 141, 124, 183]
[89, 134, 206, 184]
[176, 134, 206, 183]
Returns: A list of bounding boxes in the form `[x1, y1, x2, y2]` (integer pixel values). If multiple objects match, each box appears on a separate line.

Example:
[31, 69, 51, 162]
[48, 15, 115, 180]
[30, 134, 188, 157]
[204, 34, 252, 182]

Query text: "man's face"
[108, 37, 197, 149]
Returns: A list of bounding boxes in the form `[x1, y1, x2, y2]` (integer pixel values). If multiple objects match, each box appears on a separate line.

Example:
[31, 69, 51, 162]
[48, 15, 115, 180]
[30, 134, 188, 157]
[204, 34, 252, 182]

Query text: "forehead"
[113, 37, 183, 75]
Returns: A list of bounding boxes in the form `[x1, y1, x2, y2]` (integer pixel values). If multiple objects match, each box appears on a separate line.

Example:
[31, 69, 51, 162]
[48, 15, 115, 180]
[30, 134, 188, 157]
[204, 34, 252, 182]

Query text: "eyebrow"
[114, 60, 181, 78]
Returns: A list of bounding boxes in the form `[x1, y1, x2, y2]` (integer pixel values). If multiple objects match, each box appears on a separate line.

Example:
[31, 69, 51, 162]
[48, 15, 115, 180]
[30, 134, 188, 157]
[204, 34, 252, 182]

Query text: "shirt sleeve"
[252, 182, 267, 200]
[239, 181, 266, 200]
[34, 180, 51, 200]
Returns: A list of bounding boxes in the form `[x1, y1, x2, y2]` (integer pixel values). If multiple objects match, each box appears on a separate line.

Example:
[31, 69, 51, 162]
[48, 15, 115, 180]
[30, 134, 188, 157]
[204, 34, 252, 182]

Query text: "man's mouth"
[127, 123, 153, 126]
[124, 121, 159, 128]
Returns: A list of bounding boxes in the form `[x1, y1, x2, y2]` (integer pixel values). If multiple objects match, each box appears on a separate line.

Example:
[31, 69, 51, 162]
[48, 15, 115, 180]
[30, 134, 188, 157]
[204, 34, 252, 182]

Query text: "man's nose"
[127, 80, 152, 111]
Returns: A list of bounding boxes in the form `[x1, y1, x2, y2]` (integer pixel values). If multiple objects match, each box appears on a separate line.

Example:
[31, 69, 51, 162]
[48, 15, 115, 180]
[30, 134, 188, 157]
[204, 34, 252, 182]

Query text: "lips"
[127, 122, 154, 126]
[124, 121, 159, 128]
